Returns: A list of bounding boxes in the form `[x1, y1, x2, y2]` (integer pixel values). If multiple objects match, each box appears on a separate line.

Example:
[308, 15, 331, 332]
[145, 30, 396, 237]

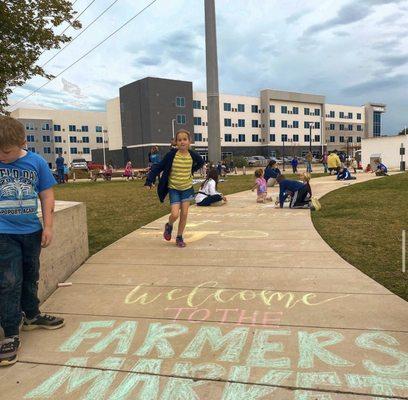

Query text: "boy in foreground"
[0, 116, 64, 367]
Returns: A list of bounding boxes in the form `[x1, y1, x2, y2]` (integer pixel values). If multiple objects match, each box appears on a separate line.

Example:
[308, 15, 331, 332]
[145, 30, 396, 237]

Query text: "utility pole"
[205, 0, 221, 164]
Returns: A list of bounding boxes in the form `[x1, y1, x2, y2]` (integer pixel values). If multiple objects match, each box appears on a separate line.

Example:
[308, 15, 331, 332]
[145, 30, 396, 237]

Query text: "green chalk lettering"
[346, 374, 408, 397]
[181, 326, 249, 362]
[356, 332, 408, 376]
[160, 362, 225, 399]
[135, 323, 189, 358]
[88, 321, 137, 355]
[59, 321, 115, 352]
[109, 358, 161, 400]
[24, 357, 124, 399]
[298, 331, 353, 369]
[295, 372, 341, 400]
[222, 366, 292, 399]
[246, 329, 291, 368]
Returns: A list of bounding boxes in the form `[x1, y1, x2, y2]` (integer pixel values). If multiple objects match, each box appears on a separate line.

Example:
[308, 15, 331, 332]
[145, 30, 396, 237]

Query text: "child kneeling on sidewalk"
[0, 117, 64, 367]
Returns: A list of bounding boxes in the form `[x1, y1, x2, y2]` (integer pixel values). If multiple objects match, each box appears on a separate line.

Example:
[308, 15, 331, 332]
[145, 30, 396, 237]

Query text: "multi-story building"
[96, 77, 386, 167]
[10, 108, 108, 168]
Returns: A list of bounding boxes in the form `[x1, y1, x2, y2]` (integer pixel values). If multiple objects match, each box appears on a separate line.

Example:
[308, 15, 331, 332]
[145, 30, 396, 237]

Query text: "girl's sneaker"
[22, 314, 65, 331]
[163, 223, 173, 241]
[311, 196, 322, 211]
[176, 236, 186, 248]
[0, 336, 20, 367]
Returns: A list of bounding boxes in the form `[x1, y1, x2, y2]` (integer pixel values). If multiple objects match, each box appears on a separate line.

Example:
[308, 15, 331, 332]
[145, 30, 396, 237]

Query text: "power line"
[59, 0, 98, 37]
[41, 0, 120, 68]
[12, 0, 158, 108]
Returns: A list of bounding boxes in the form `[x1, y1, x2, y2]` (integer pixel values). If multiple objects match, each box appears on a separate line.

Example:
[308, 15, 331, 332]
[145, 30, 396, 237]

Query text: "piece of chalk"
[58, 282, 72, 287]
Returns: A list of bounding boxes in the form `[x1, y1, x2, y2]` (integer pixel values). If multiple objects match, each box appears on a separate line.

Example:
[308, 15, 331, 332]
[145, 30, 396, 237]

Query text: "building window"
[83, 148, 90, 154]
[329, 123, 335, 130]
[194, 133, 202, 142]
[281, 105, 288, 114]
[304, 121, 310, 129]
[52, 124, 60, 131]
[176, 97, 185, 107]
[41, 123, 50, 131]
[69, 136, 77, 143]
[281, 120, 288, 128]
[357, 136, 361, 143]
[269, 119, 275, 128]
[339, 112, 345, 119]
[373, 111, 381, 136]
[96, 137, 103, 143]
[224, 118, 232, 127]
[339, 124, 344, 131]
[81, 125, 89, 132]
[348, 112, 353, 119]
[314, 108, 320, 116]
[28, 147, 36, 153]
[304, 108, 310, 115]
[329, 111, 335, 118]
[293, 107, 299, 114]
[293, 134, 299, 142]
[348, 137, 353, 143]
[25, 123, 35, 130]
[238, 104, 245, 112]
[238, 134, 245, 142]
[357, 125, 362, 131]
[251, 105, 258, 113]
[330, 136, 336, 143]
[176, 114, 186, 124]
[224, 134, 232, 142]
[27, 135, 35, 142]
[54, 136, 62, 143]
[96, 125, 103, 132]
[224, 103, 231, 111]
[292, 121, 298, 128]
[281, 134, 288, 142]
[43, 147, 51, 154]
[69, 125, 76, 132]
[357, 113, 362, 120]
[238, 119, 245, 127]
[252, 134, 259, 142]
[269, 105, 275, 113]
[314, 135, 320, 142]
[194, 117, 202, 126]
[42, 135, 51, 142]
[193, 100, 201, 109]
[304, 134, 310, 142]
[315, 122, 320, 129]
[82, 137, 89, 143]
[348, 124, 353, 131]
[339, 136, 345, 143]
[269, 134, 275, 142]
[70, 147, 78, 154]
[251, 120, 259, 128]
[55, 147, 63, 154]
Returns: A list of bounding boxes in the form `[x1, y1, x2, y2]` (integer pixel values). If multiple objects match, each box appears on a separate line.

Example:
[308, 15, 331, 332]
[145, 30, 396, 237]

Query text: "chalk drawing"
[139, 230, 220, 243]
[185, 220, 221, 227]
[296, 372, 342, 400]
[221, 230, 269, 239]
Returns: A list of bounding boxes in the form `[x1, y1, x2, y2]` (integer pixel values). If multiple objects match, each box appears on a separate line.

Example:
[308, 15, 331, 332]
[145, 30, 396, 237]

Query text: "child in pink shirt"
[252, 169, 272, 203]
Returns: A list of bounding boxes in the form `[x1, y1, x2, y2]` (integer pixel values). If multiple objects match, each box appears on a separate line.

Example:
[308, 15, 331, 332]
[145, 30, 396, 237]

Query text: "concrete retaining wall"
[38, 201, 88, 302]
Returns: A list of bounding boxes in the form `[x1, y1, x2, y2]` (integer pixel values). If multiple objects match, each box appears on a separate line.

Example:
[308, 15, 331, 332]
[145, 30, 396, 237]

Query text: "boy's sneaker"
[311, 196, 321, 211]
[22, 314, 65, 331]
[163, 223, 173, 241]
[0, 336, 20, 367]
[176, 236, 186, 248]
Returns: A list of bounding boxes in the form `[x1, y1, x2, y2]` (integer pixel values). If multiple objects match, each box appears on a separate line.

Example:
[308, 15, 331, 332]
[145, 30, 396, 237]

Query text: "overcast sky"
[9, 0, 408, 134]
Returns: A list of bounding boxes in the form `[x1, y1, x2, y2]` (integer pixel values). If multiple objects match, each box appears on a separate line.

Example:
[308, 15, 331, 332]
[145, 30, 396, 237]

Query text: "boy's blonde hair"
[0, 116, 25, 149]
[176, 129, 191, 141]
[254, 168, 263, 178]
[301, 172, 311, 182]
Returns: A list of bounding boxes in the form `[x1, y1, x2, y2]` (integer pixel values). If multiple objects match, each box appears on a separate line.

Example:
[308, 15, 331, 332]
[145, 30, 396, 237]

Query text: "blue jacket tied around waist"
[145, 148, 205, 202]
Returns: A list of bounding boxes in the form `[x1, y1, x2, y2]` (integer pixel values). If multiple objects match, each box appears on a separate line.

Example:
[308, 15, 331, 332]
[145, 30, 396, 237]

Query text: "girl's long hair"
[201, 168, 219, 189]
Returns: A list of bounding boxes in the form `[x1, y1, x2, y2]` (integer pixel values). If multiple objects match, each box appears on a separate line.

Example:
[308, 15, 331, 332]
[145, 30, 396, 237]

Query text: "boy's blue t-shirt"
[0, 151, 56, 234]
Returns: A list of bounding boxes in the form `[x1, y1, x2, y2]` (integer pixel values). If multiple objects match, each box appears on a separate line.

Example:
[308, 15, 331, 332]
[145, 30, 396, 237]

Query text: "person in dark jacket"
[291, 157, 298, 173]
[145, 129, 204, 247]
[264, 160, 281, 187]
[337, 167, 356, 180]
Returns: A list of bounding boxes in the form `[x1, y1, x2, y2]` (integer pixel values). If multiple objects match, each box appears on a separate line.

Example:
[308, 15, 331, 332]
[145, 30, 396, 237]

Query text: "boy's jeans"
[0, 231, 42, 337]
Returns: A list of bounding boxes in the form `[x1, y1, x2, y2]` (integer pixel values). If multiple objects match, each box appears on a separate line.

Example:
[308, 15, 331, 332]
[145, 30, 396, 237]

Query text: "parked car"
[87, 161, 104, 170]
[244, 156, 269, 167]
[71, 158, 88, 170]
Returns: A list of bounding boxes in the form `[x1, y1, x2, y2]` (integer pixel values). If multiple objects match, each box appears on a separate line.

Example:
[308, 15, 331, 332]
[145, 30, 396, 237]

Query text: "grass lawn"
[312, 172, 408, 301]
[55, 172, 324, 256]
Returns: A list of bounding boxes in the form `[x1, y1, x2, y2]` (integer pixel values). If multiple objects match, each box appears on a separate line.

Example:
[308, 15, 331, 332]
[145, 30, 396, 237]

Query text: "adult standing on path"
[321, 151, 328, 173]
[55, 153, 64, 184]
[291, 156, 298, 173]
[306, 151, 313, 173]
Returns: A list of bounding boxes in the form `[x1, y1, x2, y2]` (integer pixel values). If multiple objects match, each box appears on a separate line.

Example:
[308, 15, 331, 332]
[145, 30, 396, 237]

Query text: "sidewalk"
[2, 174, 407, 399]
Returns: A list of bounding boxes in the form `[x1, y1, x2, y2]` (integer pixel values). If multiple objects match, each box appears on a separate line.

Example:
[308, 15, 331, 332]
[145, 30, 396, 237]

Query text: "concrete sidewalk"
[2, 174, 407, 399]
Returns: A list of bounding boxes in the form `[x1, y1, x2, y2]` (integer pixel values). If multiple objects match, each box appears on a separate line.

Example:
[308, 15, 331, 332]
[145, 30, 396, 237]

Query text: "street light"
[171, 118, 176, 139]
[282, 138, 286, 171]
[102, 130, 107, 169]
[309, 123, 314, 152]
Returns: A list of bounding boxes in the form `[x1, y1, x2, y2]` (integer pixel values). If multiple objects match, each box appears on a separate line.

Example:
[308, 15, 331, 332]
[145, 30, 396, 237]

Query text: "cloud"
[377, 54, 408, 67]
[379, 11, 404, 24]
[135, 55, 161, 66]
[332, 31, 350, 37]
[342, 74, 408, 96]
[286, 8, 313, 24]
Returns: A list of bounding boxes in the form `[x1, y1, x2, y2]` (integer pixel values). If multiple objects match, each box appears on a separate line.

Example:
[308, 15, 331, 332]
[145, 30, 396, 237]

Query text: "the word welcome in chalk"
[24, 320, 408, 399]
[124, 281, 351, 309]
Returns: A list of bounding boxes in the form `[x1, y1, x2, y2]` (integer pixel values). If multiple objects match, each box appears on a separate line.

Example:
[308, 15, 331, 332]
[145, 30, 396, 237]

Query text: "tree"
[398, 127, 407, 135]
[0, 1, 81, 114]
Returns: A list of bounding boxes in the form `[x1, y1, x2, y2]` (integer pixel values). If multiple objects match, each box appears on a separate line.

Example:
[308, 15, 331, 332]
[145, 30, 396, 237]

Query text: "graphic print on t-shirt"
[0, 168, 38, 215]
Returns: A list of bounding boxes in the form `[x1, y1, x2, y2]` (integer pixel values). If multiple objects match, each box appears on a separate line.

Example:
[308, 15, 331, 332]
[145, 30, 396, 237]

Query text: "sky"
[9, 0, 408, 134]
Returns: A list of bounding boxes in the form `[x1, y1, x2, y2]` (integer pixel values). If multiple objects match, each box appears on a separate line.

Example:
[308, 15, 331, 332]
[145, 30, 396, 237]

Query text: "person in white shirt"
[195, 168, 227, 206]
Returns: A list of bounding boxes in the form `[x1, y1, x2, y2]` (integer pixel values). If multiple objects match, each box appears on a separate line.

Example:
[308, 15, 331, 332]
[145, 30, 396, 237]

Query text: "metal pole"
[102, 130, 106, 169]
[403, 230, 406, 273]
[205, 0, 221, 164]
[171, 119, 175, 139]
[321, 116, 324, 156]
[309, 125, 312, 152]
[282, 140, 285, 171]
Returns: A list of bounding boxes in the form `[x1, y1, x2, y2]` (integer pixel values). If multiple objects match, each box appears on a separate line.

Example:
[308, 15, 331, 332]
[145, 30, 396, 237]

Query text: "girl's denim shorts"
[168, 187, 195, 205]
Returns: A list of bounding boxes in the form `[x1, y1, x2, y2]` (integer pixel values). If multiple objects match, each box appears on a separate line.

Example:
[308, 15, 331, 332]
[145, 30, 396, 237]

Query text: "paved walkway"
[2, 174, 408, 399]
